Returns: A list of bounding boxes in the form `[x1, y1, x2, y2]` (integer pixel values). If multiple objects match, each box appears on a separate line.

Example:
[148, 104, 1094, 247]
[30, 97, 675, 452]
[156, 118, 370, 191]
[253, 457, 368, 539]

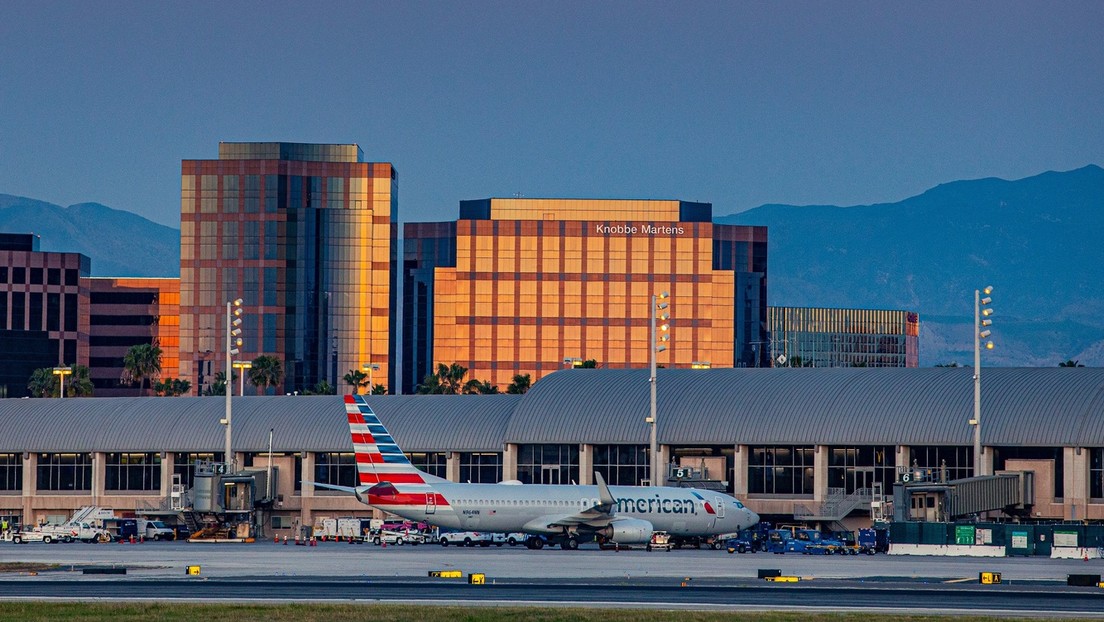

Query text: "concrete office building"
[402, 199, 768, 393]
[179, 142, 397, 395]
[768, 306, 921, 368]
[1, 368, 1102, 532]
[0, 233, 90, 398]
[86, 277, 181, 396]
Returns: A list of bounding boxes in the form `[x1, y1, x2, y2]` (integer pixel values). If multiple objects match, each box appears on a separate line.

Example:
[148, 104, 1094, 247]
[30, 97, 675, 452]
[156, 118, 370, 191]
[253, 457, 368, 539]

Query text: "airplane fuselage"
[367, 481, 757, 537]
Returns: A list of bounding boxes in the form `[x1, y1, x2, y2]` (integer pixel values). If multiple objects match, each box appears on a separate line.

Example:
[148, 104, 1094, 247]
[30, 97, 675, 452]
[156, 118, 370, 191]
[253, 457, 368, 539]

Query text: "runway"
[2, 540, 1103, 616]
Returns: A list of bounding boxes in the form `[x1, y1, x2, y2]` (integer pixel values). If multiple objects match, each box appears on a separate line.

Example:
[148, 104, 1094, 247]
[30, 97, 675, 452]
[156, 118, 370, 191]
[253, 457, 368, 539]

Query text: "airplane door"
[425, 493, 436, 515]
[714, 496, 726, 519]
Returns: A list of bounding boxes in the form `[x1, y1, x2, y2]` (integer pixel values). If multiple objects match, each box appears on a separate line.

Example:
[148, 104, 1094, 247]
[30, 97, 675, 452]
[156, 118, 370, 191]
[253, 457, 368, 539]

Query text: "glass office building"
[86, 277, 180, 396]
[179, 142, 396, 395]
[402, 199, 768, 393]
[0, 233, 90, 398]
[767, 306, 920, 368]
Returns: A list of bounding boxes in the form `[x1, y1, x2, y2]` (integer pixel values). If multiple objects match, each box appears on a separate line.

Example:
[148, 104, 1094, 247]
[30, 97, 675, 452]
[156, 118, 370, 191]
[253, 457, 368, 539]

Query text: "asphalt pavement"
[3, 540, 1104, 616]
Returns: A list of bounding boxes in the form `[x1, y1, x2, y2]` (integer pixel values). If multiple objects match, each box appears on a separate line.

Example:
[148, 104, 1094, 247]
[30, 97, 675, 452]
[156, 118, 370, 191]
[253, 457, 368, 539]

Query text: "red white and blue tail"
[346, 394, 447, 489]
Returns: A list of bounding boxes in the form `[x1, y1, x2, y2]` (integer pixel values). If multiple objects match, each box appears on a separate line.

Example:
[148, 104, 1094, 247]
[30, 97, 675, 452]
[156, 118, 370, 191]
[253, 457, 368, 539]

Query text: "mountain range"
[3, 165, 1101, 366]
[0, 195, 179, 277]
[718, 164, 1104, 367]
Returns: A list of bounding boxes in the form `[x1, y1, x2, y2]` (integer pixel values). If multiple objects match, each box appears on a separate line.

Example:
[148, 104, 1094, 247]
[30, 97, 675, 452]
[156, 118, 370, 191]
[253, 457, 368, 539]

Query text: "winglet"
[594, 471, 616, 507]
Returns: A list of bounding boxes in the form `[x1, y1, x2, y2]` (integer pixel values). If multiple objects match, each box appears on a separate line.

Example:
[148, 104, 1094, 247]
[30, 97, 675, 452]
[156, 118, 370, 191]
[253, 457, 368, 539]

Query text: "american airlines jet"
[311, 395, 759, 549]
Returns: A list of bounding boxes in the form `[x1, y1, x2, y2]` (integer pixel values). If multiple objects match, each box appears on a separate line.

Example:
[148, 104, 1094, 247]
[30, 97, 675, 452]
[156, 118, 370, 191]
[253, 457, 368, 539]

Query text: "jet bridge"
[893, 471, 1034, 522]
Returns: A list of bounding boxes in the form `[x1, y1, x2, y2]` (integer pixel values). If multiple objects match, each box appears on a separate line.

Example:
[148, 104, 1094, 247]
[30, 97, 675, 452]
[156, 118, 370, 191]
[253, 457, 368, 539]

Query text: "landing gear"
[562, 536, 579, 550]
[525, 536, 545, 550]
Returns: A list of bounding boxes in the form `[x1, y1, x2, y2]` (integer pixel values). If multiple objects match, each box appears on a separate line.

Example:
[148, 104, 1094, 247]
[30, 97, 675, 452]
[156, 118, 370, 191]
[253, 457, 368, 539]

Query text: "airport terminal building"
[2, 368, 1102, 532]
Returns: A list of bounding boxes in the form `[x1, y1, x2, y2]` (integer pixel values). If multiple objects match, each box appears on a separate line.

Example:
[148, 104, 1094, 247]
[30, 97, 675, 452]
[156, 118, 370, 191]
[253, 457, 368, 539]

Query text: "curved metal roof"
[0, 395, 518, 454]
[1, 368, 1102, 453]
[511, 368, 1104, 447]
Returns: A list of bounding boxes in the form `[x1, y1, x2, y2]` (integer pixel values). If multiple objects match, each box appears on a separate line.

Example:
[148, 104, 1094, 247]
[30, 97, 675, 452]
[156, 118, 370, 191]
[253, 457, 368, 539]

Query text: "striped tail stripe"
[345, 394, 428, 489]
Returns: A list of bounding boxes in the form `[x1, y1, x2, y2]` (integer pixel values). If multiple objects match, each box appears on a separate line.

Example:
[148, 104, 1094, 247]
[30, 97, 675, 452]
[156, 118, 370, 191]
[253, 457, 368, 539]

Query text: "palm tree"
[442, 363, 467, 394]
[416, 363, 469, 394]
[580, 359, 598, 369]
[248, 355, 284, 395]
[1059, 360, 1085, 368]
[343, 369, 368, 394]
[506, 373, 531, 394]
[462, 378, 499, 394]
[370, 383, 388, 395]
[155, 377, 192, 396]
[68, 364, 95, 397]
[121, 343, 163, 395]
[303, 380, 335, 395]
[26, 368, 56, 397]
[202, 371, 237, 396]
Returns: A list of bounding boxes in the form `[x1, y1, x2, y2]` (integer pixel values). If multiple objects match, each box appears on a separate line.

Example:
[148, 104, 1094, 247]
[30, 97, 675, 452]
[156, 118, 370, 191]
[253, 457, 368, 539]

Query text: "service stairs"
[181, 510, 202, 533]
[793, 487, 874, 522]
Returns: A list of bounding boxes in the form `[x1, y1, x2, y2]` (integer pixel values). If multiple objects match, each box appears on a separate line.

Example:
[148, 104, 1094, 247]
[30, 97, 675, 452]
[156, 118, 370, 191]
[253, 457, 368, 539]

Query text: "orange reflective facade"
[179, 143, 395, 395]
[86, 277, 181, 395]
[407, 198, 767, 391]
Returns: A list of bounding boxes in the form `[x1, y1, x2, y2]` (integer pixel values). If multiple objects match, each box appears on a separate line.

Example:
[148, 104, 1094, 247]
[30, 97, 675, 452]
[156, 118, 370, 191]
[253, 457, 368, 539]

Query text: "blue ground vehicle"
[725, 522, 771, 553]
[858, 527, 888, 554]
[768, 527, 848, 554]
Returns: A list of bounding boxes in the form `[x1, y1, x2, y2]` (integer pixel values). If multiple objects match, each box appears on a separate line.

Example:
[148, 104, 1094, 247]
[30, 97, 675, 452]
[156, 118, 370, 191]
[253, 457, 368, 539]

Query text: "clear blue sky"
[2, 1, 1101, 227]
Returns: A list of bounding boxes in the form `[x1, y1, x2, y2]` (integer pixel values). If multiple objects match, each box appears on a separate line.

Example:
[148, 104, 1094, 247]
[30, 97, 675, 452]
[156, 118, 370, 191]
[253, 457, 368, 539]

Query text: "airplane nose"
[744, 507, 759, 527]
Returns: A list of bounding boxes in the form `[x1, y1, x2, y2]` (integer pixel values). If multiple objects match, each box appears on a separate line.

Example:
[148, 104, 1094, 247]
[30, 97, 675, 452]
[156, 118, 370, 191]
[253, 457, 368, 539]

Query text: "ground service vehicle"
[101, 518, 138, 542]
[373, 529, 427, 545]
[338, 518, 376, 542]
[10, 530, 59, 544]
[777, 529, 848, 555]
[504, 532, 528, 546]
[439, 531, 498, 547]
[858, 527, 888, 554]
[139, 519, 176, 540]
[646, 531, 673, 552]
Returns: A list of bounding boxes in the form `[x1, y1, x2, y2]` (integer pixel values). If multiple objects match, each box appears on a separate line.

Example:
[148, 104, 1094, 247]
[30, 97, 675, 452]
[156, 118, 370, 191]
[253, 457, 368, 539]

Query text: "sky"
[2, 1, 1102, 228]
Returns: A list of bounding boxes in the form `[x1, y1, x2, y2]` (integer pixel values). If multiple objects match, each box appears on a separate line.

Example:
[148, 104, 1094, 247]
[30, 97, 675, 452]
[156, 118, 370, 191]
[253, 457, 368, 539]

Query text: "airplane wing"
[522, 472, 619, 533]
[305, 481, 356, 494]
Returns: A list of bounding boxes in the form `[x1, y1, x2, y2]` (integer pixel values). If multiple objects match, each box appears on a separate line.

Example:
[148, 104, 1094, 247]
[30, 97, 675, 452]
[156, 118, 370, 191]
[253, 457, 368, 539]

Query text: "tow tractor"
[646, 531, 673, 552]
[9, 530, 60, 544]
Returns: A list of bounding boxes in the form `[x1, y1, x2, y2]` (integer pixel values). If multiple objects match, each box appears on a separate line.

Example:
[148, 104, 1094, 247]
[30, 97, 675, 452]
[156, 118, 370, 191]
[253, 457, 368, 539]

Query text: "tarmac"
[3, 539, 1102, 583]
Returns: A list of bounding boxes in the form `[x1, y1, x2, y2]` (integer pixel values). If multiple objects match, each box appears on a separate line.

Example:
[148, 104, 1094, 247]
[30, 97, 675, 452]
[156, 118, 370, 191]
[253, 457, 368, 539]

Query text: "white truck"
[438, 531, 503, 547]
[138, 519, 176, 541]
[9, 530, 61, 544]
[35, 506, 115, 543]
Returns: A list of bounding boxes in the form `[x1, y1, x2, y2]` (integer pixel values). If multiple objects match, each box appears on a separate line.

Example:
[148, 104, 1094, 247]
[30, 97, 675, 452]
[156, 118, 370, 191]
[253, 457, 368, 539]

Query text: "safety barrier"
[429, 570, 463, 578]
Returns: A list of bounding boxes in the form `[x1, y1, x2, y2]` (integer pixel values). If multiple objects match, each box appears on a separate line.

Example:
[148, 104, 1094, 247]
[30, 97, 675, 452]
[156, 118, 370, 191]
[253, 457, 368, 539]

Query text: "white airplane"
[311, 395, 760, 549]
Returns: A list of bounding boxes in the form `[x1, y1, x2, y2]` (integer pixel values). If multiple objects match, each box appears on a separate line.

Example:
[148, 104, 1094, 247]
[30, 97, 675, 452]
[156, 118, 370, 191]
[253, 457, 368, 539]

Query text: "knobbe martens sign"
[595, 223, 686, 235]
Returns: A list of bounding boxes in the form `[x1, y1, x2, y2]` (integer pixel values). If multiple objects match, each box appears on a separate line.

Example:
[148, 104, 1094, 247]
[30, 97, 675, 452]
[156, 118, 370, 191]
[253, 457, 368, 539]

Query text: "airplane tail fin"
[345, 394, 447, 489]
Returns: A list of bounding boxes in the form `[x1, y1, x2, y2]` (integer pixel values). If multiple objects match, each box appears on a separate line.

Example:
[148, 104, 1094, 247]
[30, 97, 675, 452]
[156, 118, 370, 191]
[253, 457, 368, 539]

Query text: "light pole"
[972, 286, 994, 477]
[362, 363, 380, 394]
[225, 298, 244, 472]
[52, 366, 72, 398]
[648, 291, 670, 486]
[233, 360, 253, 396]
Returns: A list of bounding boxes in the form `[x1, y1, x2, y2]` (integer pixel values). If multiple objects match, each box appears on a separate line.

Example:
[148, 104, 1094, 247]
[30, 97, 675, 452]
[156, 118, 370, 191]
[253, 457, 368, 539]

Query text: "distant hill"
[718, 165, 1104, 367]
[0, 195, 179, 277]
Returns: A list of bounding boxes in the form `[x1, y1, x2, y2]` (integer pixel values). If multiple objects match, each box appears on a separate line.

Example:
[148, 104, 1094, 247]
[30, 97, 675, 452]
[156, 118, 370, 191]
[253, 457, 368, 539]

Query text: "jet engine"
[598, 518, 654, 544]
